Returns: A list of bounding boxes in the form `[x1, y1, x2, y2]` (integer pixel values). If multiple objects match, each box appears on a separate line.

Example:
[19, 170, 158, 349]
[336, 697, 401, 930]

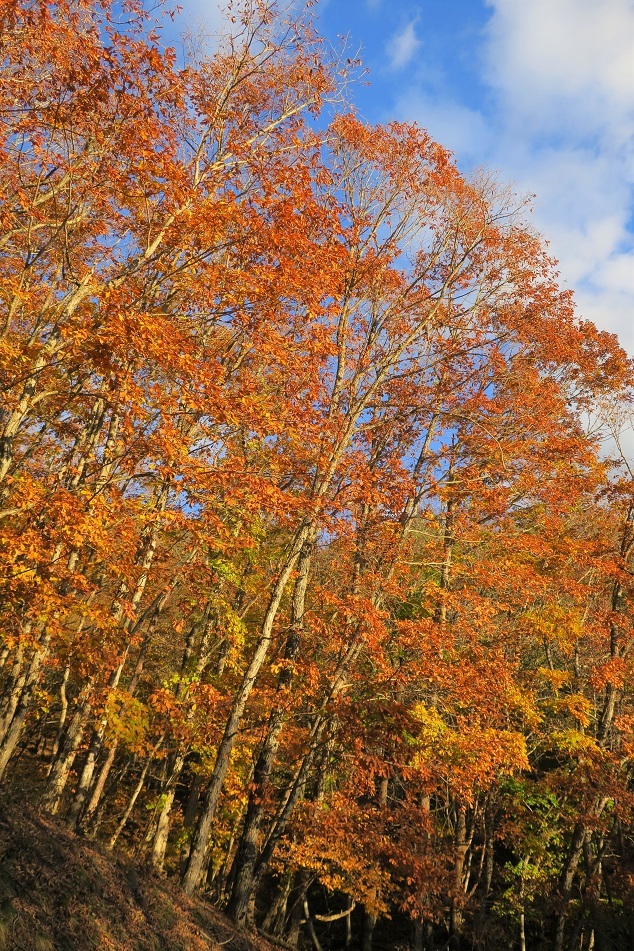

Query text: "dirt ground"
[0, 804, 283, 951]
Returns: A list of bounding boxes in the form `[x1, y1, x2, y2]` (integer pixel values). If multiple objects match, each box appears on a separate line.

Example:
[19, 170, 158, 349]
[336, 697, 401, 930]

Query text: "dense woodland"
[2, 1, 634, 948]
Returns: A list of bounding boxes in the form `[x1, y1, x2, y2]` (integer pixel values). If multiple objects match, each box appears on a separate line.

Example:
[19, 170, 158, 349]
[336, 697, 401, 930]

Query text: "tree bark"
[0, 633, 50, 781]
[449, 804, 468, 950]
[107, 756, 152, 850]
[227, 535, 313, 924]
[151, 751, 187, 871]
[66, 488, 167, 829]
[182, 519, 314, 895]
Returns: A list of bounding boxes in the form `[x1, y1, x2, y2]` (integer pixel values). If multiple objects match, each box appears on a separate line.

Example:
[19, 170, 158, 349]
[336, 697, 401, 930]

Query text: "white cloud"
[386, 20, 421, 70]
[481, 0, 634, 354]
[176, 0, 227, 35]
[397, 0, 634, 355]
[484, 0, 634, 136]
[172, 0, 329, 50]
[394, 90, 490, 160]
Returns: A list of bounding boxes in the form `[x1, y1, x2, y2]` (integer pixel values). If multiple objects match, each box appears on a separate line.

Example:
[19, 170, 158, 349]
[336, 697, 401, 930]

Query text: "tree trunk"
[261, 873, 293, 937]
[285, 873, 308, 949]
[182, 519, 314, 895]
[0, 331, 61, 485]
[0, 643, 26, 743]
[227, 536, 313, 924]
[108, 756, 152, 850]
[66, 719, 106, 829]
[0, 633, 50, 781]
[151, 751, 186, 871]
[42, 689, 92, 812]
[554, 823, 587, 951]
[66, 494, 167, 829]
[49, 664, 70, 764]
[82, 610, 160, 829]
[361, 910, 376, 951]
[303, 897, 324, 951]
[83, 741, 118, 828]
[450, 804, 467, 950]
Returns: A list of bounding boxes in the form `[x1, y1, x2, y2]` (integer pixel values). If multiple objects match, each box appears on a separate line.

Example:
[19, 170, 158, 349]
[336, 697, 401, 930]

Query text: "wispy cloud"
[484, 0, 634, 137]
[393, 90, 490, 160]
[176, 0, 227, 33]
[483, 0, 634, 351]
[394, 0, 634, 353]
[386, 20, 421, 71]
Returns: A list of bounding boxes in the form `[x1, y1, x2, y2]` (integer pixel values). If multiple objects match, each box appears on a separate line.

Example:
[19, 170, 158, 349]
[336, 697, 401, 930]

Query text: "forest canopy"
[1, 1, 634, 948]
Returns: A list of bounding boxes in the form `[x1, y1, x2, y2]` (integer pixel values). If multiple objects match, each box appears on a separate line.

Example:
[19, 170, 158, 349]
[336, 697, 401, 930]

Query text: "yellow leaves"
[559, 694, 592, 728]
[410, 703, 528, 797]
[502, 682, 542, 730]
[209, 603, 247, 673]
[105, 689, 149, 753]
[538, 667, 572, 690]
[540, 690, 593, 729]
[549, 728, 600, 758]
[411, 702, 446, 742]
[523, 604, 584, 653]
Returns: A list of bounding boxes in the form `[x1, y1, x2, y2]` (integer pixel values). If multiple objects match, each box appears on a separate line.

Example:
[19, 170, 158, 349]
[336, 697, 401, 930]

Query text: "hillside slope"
[0, 805, 278, 951]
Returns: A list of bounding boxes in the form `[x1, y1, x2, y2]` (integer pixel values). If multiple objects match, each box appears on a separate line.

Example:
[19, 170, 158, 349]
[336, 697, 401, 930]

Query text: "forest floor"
[0, 803, 282, 951]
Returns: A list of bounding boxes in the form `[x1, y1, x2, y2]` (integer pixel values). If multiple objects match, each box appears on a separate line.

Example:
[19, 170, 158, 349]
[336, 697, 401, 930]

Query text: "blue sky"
[175, 0, 634, 355]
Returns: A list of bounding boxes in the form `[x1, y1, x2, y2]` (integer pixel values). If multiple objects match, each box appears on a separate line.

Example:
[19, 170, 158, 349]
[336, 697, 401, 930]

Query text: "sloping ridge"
[0, 804, 278, 951]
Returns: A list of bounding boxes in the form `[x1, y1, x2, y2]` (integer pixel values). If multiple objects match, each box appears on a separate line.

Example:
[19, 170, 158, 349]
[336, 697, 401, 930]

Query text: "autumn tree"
[1, 2, 633, 949]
